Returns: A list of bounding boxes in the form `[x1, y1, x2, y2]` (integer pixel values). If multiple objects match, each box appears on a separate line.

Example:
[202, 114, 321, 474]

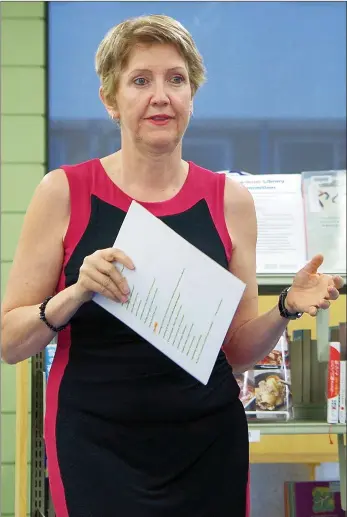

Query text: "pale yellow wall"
[259, 295, 346, 338]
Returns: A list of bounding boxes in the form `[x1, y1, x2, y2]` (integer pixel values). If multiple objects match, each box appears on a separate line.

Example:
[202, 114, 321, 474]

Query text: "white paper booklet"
[93, 201, 245, 385]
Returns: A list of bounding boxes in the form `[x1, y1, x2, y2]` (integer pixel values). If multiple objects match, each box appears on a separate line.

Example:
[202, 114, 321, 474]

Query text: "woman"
[1, 15, 343, 517]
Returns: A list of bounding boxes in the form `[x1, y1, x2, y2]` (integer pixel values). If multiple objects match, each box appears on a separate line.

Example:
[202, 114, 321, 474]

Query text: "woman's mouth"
[146, 115, 173, 126]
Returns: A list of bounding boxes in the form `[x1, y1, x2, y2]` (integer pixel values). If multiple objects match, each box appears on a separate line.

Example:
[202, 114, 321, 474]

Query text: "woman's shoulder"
[189, 162, 253, 203]
[37, 167, 69, 200]
[189, 161, 221, 177]
[189, 162, 228, 189]
[36, 158, 100, 204]
[59, 157, 100, 176]
[224, 173, 255, 223]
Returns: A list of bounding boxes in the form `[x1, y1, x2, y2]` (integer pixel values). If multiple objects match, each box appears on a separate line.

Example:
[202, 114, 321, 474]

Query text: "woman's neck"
[102, 143, 189, 202]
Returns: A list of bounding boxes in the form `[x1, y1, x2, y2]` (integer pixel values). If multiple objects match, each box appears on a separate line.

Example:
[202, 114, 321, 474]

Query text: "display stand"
[11, 276, 346, 516]
[30, 351, 46, 517]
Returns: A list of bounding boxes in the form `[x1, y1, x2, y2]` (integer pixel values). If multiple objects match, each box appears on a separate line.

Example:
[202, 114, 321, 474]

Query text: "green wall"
[1, 2, 46, 515]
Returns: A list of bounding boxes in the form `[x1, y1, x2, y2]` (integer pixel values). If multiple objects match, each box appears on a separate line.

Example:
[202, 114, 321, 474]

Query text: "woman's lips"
[146, 116, 173, 126]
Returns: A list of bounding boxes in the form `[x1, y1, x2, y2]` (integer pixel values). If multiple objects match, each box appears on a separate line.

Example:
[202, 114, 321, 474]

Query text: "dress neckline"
[95, 158, 195, 212]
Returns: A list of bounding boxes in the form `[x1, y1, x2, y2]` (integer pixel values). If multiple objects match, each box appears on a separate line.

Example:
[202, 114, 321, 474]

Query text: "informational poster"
[224, 170, 346, 276]
[228, 174, 307, 274]
[302, 170, 346, 274]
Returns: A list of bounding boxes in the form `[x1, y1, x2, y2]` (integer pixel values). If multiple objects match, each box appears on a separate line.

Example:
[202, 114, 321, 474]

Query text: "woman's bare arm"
[1, 169, 84, 364]
[222, 178, 289, 372]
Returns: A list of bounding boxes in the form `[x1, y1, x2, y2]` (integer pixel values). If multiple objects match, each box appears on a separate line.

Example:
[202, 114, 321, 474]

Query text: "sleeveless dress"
[45, 159, 249, 517]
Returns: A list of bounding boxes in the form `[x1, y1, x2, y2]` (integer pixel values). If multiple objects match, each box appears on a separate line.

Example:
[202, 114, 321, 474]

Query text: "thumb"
[302, 254, 324, 274]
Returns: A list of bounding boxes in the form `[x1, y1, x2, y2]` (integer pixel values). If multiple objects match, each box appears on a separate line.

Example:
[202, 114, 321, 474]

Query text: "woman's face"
[112, 43, 192, 153]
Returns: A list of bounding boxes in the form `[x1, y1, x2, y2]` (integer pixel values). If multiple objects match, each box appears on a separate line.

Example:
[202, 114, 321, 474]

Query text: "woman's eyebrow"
[128, 66, 187, 77]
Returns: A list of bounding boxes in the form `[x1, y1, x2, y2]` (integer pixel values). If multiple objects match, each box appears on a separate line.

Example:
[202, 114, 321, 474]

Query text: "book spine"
[284, 482, 290, 517]
[327, 342, 340, 424]
[339, 360, 346, 424]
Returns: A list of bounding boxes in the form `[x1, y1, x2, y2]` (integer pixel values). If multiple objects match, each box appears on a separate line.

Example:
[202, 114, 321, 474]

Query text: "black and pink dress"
[45, 159, 249, 517]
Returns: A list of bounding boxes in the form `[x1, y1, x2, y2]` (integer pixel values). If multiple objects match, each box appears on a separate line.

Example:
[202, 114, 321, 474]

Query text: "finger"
[86, 268, 127, 302]
[308, 305, 318, 317]
[326, 286, 340, 301]
[95, 258, 130, 296]
[332, 275, 345, 290]
[84, 277, 121, 302]
[317, 299, 331, 310]
[302, 254, 324, 274]
[101, 248, 135, 270]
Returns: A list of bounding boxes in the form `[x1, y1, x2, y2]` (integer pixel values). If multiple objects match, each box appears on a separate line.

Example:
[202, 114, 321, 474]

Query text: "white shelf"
[257, 274, 294, 286]
[248, 421, 346, 435]
[257, 274, 346, 286]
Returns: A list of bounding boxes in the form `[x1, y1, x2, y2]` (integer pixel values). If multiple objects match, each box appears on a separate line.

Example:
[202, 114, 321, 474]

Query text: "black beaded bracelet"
[39, 296, 69, 333]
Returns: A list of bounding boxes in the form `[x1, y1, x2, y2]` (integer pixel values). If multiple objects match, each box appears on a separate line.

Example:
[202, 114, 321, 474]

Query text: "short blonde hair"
[95, 14, 206, 107]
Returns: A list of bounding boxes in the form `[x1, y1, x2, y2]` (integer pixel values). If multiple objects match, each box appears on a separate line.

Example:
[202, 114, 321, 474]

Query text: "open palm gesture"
[286, 254, 344, 317]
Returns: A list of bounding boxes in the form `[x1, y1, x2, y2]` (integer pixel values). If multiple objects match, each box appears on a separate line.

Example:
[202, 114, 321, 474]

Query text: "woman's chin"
[141, 132, 181, 152]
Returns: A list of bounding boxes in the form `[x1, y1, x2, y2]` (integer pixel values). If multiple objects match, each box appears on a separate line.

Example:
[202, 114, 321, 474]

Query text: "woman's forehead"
[124, 43, 187, 72]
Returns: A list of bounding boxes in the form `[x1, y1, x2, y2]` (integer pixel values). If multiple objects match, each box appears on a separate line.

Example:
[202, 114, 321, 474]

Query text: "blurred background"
[48, 1, 346, 173]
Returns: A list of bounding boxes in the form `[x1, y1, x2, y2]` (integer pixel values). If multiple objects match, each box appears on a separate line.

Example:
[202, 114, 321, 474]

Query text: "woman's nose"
[150, 81, 170, 105]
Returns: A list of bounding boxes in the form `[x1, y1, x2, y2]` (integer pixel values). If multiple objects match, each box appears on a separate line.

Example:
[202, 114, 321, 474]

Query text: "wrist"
[40, 296, 69, 333]
[284, 288, 296, 314]
[40, 286, 86, 332]
[69, 283, 92, 305]
[278, 287, 303, 320]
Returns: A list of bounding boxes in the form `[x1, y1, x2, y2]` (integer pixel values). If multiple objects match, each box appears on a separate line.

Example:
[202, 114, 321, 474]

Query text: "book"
[284, 481, 344, 517]
[235, 330, 292, 421]
[339, 359, 346, 424]
[339, 323, 346, 424]
[327, 342, 341, 424]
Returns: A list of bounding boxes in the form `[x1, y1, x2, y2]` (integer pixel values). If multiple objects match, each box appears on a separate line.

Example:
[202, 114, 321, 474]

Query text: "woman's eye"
[171, 75, 185, 84]
[134, 77, 148, 86]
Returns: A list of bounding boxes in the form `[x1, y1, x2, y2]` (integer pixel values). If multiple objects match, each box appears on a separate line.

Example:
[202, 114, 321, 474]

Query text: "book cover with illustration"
[284, 481, 344, 517]
[235, 331, 292, 421]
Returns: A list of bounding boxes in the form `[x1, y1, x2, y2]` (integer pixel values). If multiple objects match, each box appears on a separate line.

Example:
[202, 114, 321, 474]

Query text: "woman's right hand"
[72, 248, 135, 304]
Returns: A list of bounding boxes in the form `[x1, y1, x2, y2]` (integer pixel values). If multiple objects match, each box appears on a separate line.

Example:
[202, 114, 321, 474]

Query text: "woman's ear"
[99, 86, 119, 120]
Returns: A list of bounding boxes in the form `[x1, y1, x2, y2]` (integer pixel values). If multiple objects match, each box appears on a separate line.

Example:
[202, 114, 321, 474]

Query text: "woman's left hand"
[286, 254, 345, 317]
